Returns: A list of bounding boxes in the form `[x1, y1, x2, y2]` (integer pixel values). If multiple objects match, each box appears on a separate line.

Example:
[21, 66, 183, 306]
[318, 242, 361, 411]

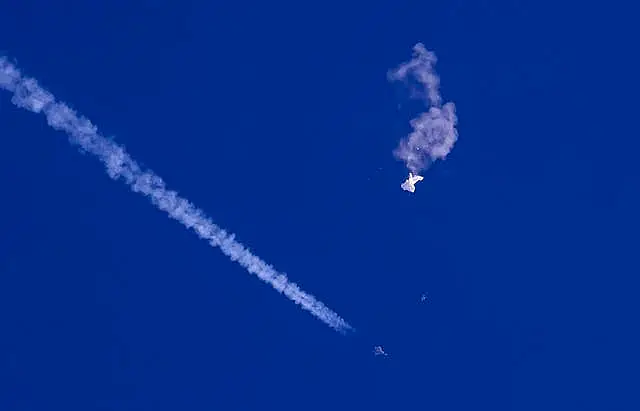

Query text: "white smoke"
[0, 56, 352, 334]
[389, 43, 458, 174]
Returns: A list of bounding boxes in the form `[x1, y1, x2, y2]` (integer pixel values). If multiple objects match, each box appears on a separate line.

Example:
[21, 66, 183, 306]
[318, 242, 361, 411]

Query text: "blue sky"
[1, 1, 638, 410]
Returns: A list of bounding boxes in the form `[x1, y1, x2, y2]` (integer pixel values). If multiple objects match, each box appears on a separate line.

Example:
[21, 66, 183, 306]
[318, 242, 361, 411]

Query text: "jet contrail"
[389, 43, 458, 174]
[0, 56, 352, 334]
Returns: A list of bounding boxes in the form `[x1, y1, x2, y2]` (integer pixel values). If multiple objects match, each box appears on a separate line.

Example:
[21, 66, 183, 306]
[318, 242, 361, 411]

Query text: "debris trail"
[0, 56, 352, 334]
[389, 43, 458, 174]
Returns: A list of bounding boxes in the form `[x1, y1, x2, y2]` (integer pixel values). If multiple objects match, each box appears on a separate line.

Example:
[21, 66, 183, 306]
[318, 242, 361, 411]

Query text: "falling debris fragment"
[401, 172, 424, 193]
[373, 345, 388, 357]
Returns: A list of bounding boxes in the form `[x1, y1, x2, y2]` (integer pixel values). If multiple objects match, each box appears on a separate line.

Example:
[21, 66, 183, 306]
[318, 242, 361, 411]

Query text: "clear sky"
[1, 1, 637, 410]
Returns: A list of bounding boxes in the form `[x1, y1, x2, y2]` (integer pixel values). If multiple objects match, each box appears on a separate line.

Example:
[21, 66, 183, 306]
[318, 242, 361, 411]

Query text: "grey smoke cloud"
[389, 43, 458, 173]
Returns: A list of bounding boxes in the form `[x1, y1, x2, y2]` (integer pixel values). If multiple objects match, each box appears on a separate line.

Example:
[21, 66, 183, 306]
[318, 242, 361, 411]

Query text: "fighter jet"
[373, 346, 388, 357]
[401, 172, 424, 193]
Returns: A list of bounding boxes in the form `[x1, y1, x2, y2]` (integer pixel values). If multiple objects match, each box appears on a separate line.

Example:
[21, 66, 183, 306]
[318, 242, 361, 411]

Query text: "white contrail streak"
[0, 56, 352, 334]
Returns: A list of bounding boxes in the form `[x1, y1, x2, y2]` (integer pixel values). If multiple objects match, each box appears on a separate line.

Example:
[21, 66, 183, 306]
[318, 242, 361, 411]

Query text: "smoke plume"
[389, 43, 458, 174]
